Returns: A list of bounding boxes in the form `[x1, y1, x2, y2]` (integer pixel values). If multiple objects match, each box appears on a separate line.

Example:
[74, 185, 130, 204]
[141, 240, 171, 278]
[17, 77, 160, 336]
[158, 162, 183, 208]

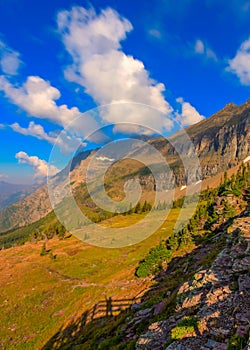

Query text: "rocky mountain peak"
[244, 98, 250, 107]
[222, 102, 237, 112]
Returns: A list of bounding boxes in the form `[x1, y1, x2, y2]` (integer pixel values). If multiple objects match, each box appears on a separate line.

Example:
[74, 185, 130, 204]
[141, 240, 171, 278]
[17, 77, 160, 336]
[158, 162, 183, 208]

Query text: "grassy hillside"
[0, 162, 243, 250]
[0, 163, 249, 349]
[40, 164, 250, 350]
[0, 208, 183, 350]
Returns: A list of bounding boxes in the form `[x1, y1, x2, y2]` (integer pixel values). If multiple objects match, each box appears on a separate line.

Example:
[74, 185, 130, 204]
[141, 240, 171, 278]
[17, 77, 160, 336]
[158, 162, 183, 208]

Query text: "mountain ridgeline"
[0, 99, 249, 234]
[0, 181, 38, 211]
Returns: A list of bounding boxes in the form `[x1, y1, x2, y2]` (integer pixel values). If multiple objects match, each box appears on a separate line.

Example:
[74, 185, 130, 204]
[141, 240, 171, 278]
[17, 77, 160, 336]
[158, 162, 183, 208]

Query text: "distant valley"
[0, 181, 39, 211]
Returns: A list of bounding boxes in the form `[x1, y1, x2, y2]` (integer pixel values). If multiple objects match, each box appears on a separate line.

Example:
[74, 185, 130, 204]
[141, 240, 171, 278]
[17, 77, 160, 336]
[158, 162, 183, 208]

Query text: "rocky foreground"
[128, 215, 250, 349]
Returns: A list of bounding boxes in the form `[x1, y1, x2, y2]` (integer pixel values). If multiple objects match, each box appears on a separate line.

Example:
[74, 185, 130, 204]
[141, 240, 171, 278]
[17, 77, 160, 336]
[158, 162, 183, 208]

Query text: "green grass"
[228, 333, 249, 350]
[171, 316, 198, 340]
[2, 161, 248, 349]
[0, 208, 181, 349]
[0, 211, 57, 248]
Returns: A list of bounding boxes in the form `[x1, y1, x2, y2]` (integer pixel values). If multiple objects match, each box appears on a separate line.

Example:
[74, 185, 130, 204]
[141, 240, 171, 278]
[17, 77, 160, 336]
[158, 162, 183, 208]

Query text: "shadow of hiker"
[106, 296, 113, 317]
[42, 310, 89, 350]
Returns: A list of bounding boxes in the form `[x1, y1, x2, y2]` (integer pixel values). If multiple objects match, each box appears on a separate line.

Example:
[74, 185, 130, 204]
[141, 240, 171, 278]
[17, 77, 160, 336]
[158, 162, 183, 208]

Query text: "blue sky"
[0, 0, 250, 184]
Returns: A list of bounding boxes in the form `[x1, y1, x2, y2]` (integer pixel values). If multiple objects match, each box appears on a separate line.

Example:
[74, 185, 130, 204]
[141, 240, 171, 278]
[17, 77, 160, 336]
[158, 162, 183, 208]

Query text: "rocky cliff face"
[132, 99, 250, 190]
[151, 99, 250, 183]
[195, 102, 250, 178]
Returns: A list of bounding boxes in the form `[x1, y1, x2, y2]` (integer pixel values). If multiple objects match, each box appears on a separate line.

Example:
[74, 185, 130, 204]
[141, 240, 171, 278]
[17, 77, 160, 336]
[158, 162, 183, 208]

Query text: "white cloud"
[0, 40, 22, 75]
[148, 29, 161, 39]
[96, 156, 115, 162]
[194, 39, 205, 54]
[57, 7, 133, 61]
[11, 121, 55, 142]
[0, 75, 99, 138]
[176, 97, 205, 126]
[0, 75, 72, 125]
[0, 173, 8, 180]
[228, 37, 250, 85]
[57, 6, 173, 134]
[194, 39, 217, 61]
[15, 151, 59, 178]
[11, 121, 85, 154]
[100, 102, 173, 134]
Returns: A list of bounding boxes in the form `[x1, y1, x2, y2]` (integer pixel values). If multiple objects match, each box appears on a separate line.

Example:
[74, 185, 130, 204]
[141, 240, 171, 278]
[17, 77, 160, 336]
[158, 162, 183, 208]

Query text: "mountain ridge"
[0, 181, 39, 211]
[0, 99, 249, 234]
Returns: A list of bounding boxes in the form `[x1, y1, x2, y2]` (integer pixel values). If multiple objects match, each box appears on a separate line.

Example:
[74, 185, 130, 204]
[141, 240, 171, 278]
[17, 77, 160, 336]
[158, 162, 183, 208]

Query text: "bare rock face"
[136, 217, 250, 350]
[194, 102, 250, 177]
[150, 99, 250, 187]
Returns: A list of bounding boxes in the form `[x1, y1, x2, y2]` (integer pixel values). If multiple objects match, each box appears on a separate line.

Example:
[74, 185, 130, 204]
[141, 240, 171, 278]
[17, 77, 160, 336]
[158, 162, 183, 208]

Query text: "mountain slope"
[0, 207, 181, 349]
[0, 99, 249, 234]
[0, 150, 249, 349]
[0, 151, 93, 233]
[135, 219, 250, 350]
[151, 99, 250, 179]
[40, 164, 250, 350]
[0, 181, 37, 211]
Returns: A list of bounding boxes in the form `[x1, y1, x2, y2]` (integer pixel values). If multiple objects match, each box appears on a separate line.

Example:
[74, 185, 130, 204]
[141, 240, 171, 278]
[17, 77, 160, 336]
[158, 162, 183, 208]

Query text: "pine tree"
[134, 202, 141, 214]
[40, 243, 47, 256]
[223, 200, 236, 218]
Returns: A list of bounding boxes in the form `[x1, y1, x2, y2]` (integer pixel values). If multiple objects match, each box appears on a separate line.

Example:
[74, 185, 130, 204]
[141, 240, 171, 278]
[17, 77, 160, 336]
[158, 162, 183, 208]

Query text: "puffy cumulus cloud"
[0, 75, 99, 138]
[57, 7, 132, 61]
[15, 151, 59, 178]
[11, 121, 85, 154]
[228, 37, 250, 85]
[101, 102, 173, 134]
[0, 40, 22, 75]
[176, 97, 205, 126]
[11, 121, 55, 142]
[194, 39, 217, 61]
[0, 75, 72, 125]
[57, 6, 173, 134]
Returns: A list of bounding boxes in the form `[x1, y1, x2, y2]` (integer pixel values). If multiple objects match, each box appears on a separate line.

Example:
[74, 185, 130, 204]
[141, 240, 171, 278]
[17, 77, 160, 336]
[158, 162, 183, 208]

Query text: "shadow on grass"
[41, 295, 142, 350]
